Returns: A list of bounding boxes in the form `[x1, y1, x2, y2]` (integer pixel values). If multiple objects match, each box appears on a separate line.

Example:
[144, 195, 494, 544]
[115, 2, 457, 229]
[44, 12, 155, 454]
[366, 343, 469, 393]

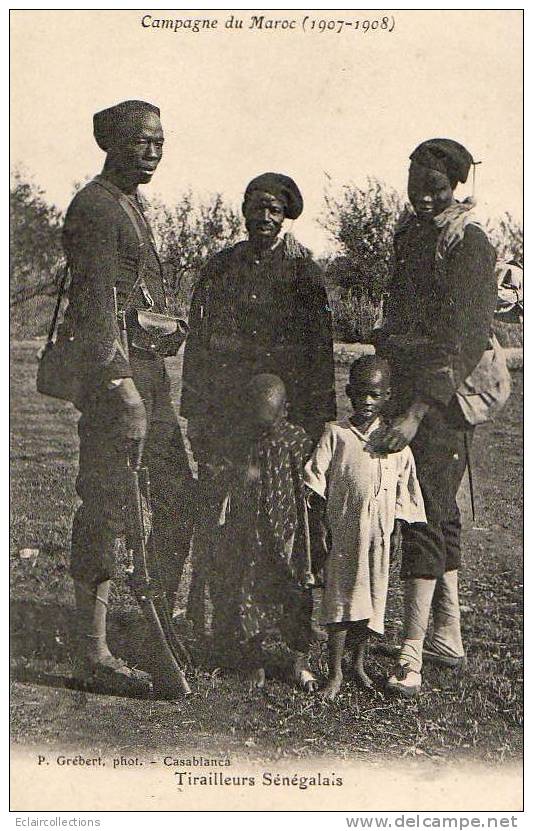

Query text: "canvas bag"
[36, 265, 85, 403]
[455, 333, 512, 426]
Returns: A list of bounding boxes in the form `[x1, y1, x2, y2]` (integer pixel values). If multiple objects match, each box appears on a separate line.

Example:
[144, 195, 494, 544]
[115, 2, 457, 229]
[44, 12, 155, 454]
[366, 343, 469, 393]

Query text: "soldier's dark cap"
[409, 139, 474, 187]
[93, 100, 161, 151]
[244, 172, 303, 220]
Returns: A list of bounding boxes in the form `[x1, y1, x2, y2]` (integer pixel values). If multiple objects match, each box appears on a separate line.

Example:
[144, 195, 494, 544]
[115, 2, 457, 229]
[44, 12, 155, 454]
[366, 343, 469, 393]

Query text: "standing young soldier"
[372, 139, 497, 695]
[63, 100, 193, 690]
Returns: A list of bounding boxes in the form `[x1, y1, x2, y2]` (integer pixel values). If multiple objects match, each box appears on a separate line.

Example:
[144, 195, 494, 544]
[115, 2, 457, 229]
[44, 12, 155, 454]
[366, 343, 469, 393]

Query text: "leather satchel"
[134, 308, 189, 356]
[36, 266, 85, 404]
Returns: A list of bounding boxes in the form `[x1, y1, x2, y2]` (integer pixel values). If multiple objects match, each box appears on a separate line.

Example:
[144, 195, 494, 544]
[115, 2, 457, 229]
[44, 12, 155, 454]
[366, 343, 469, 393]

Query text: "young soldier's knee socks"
[427, 569, 464, 658]
[74, 579, 112, 661]
[398, 577, 437, 672]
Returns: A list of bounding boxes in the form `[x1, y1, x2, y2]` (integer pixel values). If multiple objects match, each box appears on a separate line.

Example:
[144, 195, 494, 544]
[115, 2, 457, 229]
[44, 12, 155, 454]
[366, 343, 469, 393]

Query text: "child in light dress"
[304, 355, 426, 700]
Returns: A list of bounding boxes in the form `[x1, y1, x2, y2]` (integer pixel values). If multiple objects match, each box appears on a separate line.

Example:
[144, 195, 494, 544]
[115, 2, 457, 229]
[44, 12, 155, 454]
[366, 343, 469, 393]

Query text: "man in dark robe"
[181, 172, 336, 636]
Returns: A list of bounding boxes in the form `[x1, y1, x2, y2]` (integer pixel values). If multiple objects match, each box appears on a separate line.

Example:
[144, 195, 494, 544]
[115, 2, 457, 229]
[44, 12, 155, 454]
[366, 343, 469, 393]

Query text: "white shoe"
[386, 663, 422, 698]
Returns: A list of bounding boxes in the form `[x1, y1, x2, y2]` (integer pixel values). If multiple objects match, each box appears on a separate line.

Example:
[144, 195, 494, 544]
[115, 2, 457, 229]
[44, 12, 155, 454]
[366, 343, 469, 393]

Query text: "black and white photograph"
[9, 7, 523, 815]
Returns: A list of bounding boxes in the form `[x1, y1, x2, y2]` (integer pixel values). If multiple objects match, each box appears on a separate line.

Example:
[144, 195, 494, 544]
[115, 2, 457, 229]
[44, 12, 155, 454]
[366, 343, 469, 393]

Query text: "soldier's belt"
[209, 338, 300, 357]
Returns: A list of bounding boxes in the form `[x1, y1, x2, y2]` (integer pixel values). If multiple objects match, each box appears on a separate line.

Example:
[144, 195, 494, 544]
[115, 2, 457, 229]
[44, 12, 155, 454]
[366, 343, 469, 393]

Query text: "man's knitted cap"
[93, 100, 160, 151]
[410, 139, 474, 186]
[244, 172, 303, 220]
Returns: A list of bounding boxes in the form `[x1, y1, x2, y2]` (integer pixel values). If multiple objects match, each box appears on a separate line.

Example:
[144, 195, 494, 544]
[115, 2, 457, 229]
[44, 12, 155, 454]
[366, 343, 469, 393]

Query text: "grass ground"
[10, 340, 523, 763]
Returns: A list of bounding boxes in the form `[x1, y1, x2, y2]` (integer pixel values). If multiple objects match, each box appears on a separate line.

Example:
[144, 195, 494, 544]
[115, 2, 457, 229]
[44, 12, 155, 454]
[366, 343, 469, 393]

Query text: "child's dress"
[304, 418, 426, 634]
[212, 419, 315, 659]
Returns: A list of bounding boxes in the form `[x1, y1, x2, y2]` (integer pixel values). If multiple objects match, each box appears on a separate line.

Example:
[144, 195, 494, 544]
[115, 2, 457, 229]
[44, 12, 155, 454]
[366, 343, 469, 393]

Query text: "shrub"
[326, 284, 383, 343]
[148, 192, 243, 316]
[10, 169, 64, 308]
[487, 212, 523, 265]
[320, 176, 402, 303]
[320, 177, 401, 341]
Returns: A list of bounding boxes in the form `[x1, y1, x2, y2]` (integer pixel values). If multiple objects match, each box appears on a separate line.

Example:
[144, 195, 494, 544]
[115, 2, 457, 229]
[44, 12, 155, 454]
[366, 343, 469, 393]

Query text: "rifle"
[117, 303, 192, 698]
[124, 461, 192, 697]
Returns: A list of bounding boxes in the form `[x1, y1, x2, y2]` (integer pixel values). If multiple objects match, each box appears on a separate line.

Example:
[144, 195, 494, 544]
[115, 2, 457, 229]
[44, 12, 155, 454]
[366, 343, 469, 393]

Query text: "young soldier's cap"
[244, 172, 303, 220]
[93, 100, 160, 151]
[409, 139, 474, 187]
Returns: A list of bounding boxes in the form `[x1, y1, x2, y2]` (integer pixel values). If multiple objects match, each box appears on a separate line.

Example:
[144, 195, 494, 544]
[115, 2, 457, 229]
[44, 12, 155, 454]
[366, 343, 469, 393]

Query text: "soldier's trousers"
[71, 350, 194, 591]
[401, 403, 473, 580]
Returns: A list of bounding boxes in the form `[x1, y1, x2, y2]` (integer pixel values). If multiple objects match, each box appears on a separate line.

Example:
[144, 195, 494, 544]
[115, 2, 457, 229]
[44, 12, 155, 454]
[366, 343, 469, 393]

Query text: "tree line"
[10, 169, 523, 341]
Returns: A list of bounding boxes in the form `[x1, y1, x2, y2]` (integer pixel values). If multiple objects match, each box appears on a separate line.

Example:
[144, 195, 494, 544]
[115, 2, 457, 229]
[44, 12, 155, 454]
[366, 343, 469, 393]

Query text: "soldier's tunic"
[374, 216, 497, 578]
[63, 176, 194, 588]
[180, 237, 337, 446]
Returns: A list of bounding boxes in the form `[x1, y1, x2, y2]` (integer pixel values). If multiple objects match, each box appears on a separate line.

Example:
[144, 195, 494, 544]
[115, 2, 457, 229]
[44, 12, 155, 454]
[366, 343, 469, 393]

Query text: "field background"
[10, 340, 523, 763]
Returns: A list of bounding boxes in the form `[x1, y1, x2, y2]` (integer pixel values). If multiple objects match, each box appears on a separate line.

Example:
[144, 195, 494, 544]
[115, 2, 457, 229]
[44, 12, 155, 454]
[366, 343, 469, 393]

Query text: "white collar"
[340, 416, 382, 443]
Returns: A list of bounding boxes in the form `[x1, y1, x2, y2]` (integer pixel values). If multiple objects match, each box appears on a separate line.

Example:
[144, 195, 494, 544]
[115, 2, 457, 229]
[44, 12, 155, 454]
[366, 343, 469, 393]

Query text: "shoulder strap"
[46, 264, 70, 343]
[92, 177, 157, 309]
[92, 176, 146, 245]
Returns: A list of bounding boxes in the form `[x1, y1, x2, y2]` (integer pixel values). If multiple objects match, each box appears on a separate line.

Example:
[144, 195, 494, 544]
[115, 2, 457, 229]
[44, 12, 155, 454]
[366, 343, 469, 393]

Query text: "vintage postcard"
[9, 7, 523, 816]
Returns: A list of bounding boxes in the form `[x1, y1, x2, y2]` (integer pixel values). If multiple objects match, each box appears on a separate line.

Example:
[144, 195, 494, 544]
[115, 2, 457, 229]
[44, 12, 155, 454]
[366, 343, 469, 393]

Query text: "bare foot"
[293, 657, 318, 693]
[298, 670, 318, 693]
[353, 666, 374, 690]
[248, 667, 266, 690]
[321, 674, 343, 701]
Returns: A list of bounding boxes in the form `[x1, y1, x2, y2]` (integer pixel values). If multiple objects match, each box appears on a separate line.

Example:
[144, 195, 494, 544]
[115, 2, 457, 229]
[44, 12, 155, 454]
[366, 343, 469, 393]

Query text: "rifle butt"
[125, 465, 192, 697]
[142, 598, 192, 697]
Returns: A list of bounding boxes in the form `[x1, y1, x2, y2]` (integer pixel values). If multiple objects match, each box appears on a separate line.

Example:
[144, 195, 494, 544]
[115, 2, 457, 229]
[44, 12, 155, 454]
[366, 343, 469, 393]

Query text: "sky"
[10, 9, 523, 255]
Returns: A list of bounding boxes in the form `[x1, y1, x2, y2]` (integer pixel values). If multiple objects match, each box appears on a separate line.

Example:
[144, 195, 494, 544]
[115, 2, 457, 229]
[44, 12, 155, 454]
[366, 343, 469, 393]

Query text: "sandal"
[77, 655, 152, 696]
[386, 663, 422, 698]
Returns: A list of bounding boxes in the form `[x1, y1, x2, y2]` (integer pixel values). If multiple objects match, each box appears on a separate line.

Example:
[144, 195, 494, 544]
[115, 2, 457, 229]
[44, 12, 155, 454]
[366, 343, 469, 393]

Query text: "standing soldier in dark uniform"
[371, 139, 497, 696]
[181, 172, 336, 640]
[63, 100, 193, 689]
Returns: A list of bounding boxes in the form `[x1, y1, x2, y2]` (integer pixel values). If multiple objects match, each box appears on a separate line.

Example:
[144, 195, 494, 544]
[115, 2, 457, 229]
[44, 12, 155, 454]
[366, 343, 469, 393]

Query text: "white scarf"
[395, 198, 483, 261]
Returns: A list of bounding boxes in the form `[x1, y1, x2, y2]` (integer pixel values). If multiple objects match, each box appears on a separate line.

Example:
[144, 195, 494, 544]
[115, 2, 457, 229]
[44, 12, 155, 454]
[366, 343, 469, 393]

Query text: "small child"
[211, 373, 317, 691]
[304, 355, 426, 700]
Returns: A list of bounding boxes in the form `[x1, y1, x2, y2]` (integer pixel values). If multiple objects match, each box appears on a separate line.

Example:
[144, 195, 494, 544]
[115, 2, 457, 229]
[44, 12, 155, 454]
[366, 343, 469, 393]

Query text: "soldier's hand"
[109, 378, 148, 467]
[367, 414, 419, 455]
